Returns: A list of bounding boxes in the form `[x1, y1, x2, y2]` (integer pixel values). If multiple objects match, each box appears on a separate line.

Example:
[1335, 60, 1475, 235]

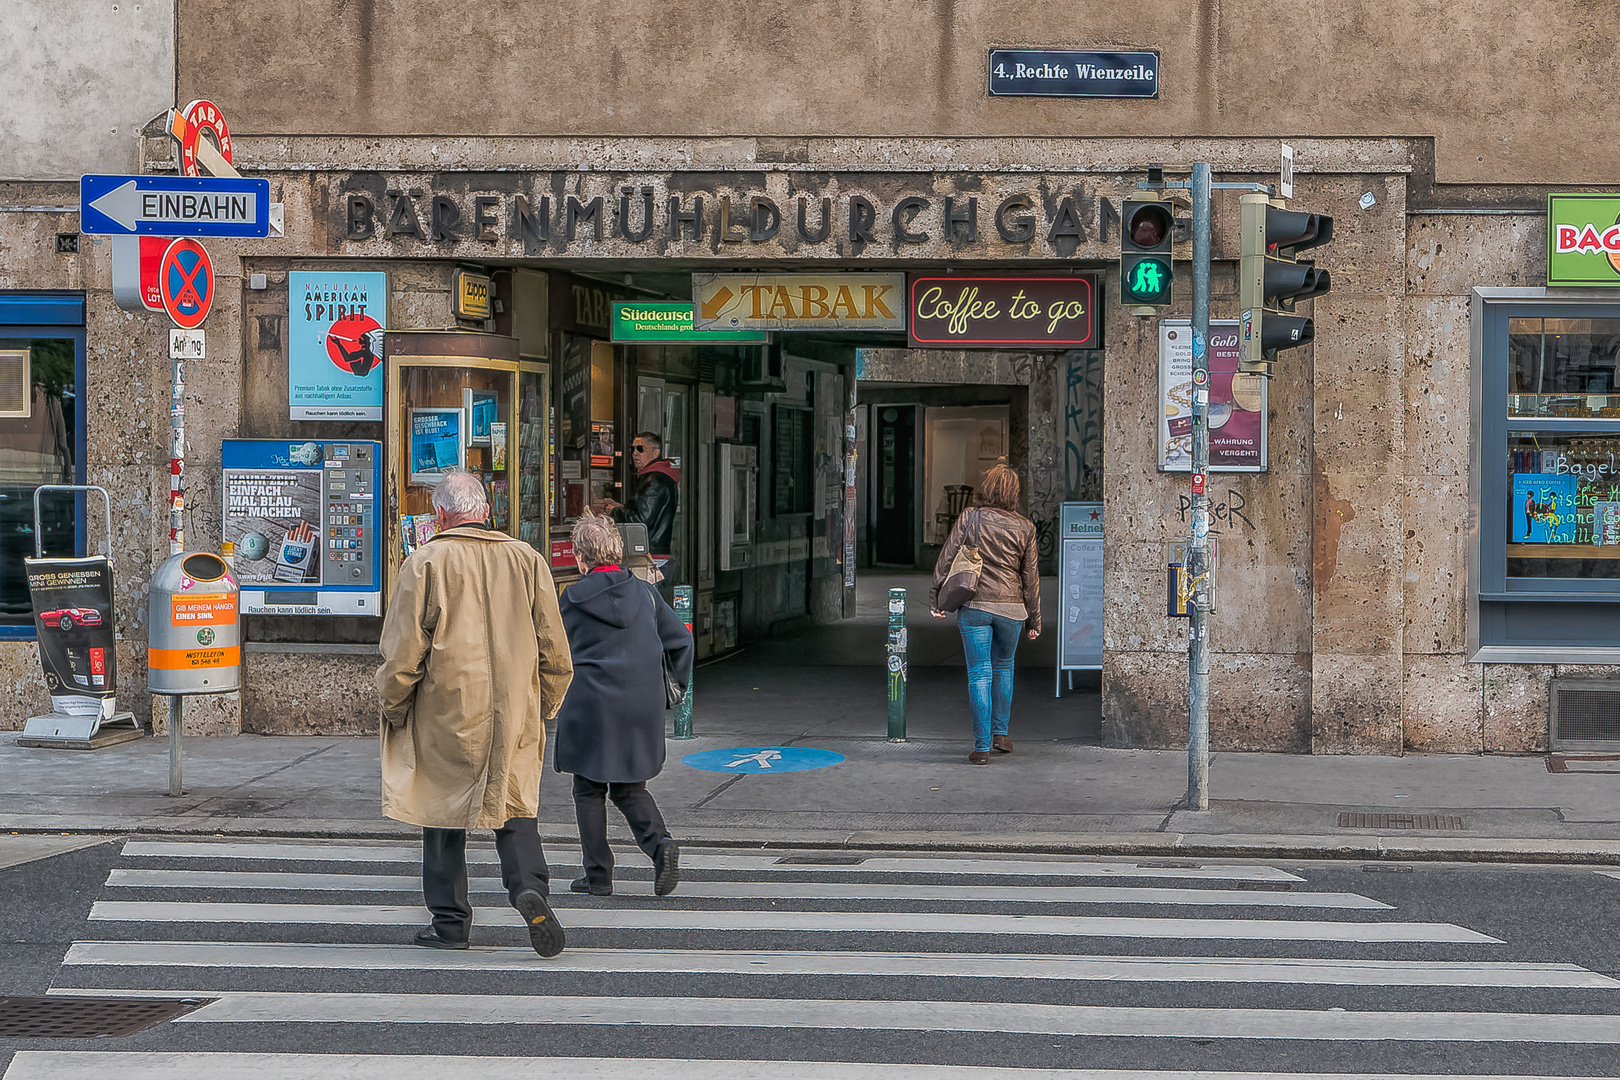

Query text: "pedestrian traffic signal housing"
[1121, 199, 1175, 314]
[1238, 193, 1332, 374]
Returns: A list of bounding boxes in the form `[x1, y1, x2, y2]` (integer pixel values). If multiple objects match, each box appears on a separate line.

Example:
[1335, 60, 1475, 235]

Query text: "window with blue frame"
[0, 295, 86, 635]
[1477, 299, 1620, 655]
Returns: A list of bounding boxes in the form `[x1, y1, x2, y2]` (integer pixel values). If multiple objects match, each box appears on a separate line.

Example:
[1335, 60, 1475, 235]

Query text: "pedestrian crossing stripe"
[84, 901, 1503, 943]
[58, 941, 1620, 988]
[8, 1055, 1611, 1080]
[35, 990, 1620, 1042]
[116, 842, 1305, 881]
[100, 868, 1390, 908]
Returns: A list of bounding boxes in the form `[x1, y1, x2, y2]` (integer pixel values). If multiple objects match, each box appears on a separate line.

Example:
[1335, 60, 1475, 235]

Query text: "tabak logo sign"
[1547, 194, 1620, 286]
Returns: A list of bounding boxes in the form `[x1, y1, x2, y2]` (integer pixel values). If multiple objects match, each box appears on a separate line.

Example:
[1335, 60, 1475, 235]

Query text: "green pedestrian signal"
[1120, 199, 1175, 313]
[1126, 257, 1172, 303]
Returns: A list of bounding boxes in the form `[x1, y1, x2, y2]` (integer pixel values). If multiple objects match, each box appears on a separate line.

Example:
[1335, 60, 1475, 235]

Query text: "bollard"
[167, 695, 183, 796]
[886, 587, 907, 741]
[672, 585, 694, 739]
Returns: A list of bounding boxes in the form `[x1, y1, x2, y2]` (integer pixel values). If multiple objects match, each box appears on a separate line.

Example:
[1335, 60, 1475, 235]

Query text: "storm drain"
[1337, 812, 1465, 830]
[0, 996, 207, 1038]
[774, 855, 866, 865]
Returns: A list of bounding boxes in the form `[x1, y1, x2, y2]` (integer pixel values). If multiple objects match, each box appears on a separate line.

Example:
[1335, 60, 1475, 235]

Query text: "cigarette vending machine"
[221, 439, 384, 615]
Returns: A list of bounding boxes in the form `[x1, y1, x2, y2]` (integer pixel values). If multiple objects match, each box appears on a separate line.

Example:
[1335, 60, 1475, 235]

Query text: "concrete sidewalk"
[3, 665, 1616, 863]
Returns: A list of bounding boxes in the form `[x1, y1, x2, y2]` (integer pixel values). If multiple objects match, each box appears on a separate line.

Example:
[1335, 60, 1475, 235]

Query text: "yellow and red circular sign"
[159, 239, 214, 329]
[175, 99, 233, 178]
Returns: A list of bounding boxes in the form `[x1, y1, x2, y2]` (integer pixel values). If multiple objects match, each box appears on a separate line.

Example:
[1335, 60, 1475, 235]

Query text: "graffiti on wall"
[1064, 350, 1104, 503]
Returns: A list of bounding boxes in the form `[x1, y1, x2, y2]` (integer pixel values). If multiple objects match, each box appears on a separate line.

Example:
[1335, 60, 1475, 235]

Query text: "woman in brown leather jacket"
[929, 463, 1041, 765]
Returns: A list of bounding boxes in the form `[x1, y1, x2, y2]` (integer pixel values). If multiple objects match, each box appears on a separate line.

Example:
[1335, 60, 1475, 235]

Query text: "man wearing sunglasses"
[601, 430, 680, 583]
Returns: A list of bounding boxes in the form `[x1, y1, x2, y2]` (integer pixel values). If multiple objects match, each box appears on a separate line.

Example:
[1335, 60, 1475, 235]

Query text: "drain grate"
[1547, 754, 1620, 775]
[1337, 812, 1465, 830]
[774, 855, 865, 865]
[0, 996, 206, 1038]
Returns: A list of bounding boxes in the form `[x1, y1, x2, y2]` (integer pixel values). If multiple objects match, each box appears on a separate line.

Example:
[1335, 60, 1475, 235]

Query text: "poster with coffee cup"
[1157, 319, 1268, 472]
[26, 556, 120, 718]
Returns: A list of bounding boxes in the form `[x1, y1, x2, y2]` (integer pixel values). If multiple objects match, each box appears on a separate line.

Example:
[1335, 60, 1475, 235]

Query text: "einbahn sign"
[79, 175, 271, 237]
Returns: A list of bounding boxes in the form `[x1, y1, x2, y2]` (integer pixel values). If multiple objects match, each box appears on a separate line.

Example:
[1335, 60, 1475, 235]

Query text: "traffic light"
[1120, 199, 1175, 313]
[1238, 193, 1332, 374]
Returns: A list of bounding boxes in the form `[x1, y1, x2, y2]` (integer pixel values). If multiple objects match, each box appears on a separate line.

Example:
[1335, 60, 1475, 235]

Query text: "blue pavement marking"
[681, 746, 846, 774]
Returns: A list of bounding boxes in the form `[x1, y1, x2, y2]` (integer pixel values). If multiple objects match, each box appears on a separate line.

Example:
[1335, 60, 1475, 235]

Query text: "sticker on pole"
[159, 239, 214, 329]
[681, 746, 846, 774]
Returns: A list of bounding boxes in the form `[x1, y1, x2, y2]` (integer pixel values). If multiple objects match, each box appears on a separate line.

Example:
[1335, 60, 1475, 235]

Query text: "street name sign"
[988, 50, 1160, 98]
[80, 175, 271, 237]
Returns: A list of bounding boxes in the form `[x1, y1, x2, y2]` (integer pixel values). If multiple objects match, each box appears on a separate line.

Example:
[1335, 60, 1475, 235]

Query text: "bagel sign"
[1547, 194, 1620, 286]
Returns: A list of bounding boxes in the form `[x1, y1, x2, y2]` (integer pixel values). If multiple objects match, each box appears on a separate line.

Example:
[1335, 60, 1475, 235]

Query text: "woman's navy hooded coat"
[553, 569, 694, 784]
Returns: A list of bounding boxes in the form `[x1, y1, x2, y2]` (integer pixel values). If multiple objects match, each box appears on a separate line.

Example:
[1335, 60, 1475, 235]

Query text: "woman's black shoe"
[570, 875, 612, 896]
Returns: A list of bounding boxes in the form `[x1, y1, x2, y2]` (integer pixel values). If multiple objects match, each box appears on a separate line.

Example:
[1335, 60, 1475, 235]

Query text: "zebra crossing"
[6, 838, 1619, 1078]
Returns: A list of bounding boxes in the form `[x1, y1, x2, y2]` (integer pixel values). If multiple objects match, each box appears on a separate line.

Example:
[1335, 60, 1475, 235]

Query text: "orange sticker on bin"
[148, 645, 240, 670]
[171, 594, 238, 626]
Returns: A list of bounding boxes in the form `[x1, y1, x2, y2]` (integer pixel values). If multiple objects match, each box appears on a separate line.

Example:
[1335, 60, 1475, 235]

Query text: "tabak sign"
[1548, 194, 1620, 286]
[907, 275, 1098, 348]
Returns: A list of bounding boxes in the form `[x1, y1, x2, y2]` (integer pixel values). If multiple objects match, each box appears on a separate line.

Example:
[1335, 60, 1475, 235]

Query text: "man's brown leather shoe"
[992, 735, 1014, 754]
[968, 751, 992, 765]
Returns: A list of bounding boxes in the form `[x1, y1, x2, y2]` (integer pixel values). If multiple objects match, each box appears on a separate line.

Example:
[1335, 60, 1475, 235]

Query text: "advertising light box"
[222, 439, 383, 616]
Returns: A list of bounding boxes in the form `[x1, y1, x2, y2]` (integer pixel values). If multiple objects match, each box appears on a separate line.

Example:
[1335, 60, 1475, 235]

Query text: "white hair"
[431, 470, 488, 517]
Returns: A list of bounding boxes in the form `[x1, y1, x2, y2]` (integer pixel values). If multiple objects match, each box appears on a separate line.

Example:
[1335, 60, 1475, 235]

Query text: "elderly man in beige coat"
[377, 470, 573, 956]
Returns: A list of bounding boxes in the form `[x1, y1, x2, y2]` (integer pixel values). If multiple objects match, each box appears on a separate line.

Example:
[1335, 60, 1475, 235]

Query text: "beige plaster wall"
[179, 0, 1609, 185]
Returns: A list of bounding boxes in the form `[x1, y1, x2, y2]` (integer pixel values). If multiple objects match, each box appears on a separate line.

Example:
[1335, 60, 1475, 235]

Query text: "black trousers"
[422, 816, 550, 942]
[571, 774, 669, 888]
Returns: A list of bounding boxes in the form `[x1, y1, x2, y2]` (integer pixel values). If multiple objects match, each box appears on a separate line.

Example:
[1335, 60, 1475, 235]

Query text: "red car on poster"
[39, 607, 103, 631]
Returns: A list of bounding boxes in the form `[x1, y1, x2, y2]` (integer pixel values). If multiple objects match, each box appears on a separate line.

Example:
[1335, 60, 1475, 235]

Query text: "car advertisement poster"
[1158, 319, 1268, 472]
[25, 555, 120, 717]
[289, 271, 387, 420]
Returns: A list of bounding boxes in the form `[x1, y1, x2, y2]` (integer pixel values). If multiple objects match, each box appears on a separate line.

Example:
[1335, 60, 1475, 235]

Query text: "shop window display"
[0, 334, 81, 628]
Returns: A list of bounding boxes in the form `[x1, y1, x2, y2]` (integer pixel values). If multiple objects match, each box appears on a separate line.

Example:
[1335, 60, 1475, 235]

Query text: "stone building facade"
[0, 1, 1616, 752]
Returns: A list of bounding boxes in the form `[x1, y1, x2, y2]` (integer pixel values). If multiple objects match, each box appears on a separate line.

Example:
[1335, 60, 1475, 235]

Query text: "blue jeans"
[958, 606, 1022, 752]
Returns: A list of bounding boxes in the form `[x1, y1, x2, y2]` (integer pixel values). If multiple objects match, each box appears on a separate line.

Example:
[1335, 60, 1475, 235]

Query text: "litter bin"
[148, 551, 241, 694]
[147, 551, 240, 796]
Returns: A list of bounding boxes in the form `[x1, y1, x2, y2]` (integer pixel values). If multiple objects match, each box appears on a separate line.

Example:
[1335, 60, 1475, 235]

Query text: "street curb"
[4, 816, 1618, 865]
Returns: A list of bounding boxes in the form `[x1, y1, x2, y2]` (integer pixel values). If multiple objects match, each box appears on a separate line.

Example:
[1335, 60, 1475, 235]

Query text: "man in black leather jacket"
[607, 431, 680, 578]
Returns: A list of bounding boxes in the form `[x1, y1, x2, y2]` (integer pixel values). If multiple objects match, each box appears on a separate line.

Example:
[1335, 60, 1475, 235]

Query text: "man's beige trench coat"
[376, 525, 573, 830]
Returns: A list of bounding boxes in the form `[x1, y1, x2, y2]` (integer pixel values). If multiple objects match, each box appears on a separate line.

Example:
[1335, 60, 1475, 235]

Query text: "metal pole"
[1187, 162, 1213, 812]
[886, 587, 907, 741]
[167, 695, 183, 796]
[672, 585, 694, 739]
[169, 354, 185, 556]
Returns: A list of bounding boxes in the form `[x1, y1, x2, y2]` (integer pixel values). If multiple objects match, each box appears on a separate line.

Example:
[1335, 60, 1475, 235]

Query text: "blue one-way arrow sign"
[80, 174, 270, 237]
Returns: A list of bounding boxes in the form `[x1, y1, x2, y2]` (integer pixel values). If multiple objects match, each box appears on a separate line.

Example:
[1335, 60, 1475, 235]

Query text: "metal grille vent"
[1338, 813, 1466, 830]
[0, 996, 205, 1038]
[0, 349, 32, 418]
[1550, 678, 1620, 751]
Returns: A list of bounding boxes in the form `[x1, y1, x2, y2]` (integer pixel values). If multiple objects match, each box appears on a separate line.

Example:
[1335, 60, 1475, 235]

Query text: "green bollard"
[886, 586, 907, 741]
[673, 585, 695, 739]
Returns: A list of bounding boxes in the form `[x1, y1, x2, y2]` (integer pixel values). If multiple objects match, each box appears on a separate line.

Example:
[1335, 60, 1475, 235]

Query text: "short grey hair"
[431, 470, 488, 517]
[571, 513, 623, 568]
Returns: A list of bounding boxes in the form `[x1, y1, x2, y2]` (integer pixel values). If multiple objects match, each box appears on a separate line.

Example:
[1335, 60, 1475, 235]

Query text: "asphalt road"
[2, 836, 1618, 1077]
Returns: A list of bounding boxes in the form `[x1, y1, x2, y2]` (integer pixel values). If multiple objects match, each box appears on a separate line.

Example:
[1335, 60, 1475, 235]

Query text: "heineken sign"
[1548, 194, 1620, 286]
[611, 302, 765, 343]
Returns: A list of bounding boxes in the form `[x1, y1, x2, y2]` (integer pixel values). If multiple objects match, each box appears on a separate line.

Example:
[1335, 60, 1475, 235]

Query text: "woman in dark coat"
[553, 512, 693, 897]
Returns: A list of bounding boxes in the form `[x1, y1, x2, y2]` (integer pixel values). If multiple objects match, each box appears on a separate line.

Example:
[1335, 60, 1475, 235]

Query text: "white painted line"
[1596, 869, 1620, 881]
[86, 901, 1501, 943]
[117, 842, 1303, 881]
[59, 941, 1617, 988]
[40, 992, 1620, 1041]
[9, 1054, 1609, 1080]
[101, 869, 1386, 909]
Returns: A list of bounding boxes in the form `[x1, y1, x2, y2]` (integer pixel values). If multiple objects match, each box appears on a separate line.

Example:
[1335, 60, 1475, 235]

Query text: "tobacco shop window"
[0, 294, 86, 636]
[1474, 298, 1620, 658]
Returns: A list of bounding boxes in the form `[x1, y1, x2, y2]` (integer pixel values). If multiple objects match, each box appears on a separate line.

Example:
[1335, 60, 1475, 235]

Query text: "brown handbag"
[936, 509, 984, 613]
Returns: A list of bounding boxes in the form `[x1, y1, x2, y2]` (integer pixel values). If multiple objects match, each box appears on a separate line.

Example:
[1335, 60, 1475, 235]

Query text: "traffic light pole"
[1187, 163, 1212, 812]
[1139, 164, 1274, 813]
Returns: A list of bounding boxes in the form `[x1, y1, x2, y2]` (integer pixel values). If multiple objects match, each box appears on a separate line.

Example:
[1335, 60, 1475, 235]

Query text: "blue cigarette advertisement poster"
[289, 271, 387, 420]
[410, 408, 464, 485]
